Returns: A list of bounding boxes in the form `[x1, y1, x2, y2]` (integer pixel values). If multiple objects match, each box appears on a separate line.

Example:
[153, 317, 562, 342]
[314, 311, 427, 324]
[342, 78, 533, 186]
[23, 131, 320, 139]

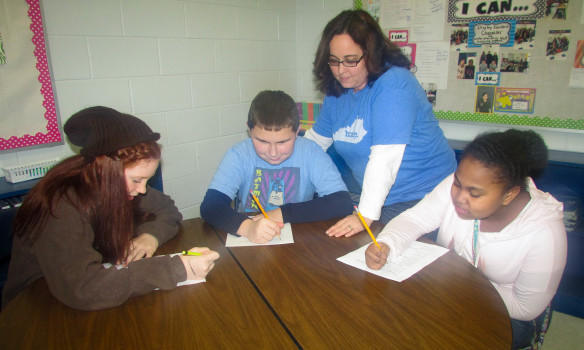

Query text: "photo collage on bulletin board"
[445, 0, 581, 126]
[359, 0, 584, 130]
[449, 2, 539, 116]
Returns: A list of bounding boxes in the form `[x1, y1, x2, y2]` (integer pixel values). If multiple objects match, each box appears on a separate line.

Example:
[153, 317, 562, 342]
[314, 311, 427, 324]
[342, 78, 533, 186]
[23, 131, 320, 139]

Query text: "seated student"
[365, 129, 567, 350]
[201, 90, 354, 243]
[2, 107, 220, 311]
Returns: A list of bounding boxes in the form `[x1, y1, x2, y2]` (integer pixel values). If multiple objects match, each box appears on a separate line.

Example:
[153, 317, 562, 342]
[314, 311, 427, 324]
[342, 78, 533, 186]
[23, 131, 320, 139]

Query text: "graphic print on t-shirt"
[246, 167, 300, 212]
[332, 117, 367, 143]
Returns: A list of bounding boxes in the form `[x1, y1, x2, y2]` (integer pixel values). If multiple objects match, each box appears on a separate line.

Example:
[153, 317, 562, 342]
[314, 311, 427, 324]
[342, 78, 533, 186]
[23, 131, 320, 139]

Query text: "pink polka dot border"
[0, 0, 62, 151]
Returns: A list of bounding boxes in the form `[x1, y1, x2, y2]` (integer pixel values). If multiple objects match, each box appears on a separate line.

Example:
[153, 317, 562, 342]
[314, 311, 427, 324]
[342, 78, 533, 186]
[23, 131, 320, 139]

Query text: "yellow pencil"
[249, 190, 281, 240]
[249, 190, 269, 219]
[354, 206, 381, 250]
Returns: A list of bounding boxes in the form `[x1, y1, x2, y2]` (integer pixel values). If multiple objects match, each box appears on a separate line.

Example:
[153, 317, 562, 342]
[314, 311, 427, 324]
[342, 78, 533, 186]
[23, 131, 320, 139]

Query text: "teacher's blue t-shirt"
[312, 66, 456, 206]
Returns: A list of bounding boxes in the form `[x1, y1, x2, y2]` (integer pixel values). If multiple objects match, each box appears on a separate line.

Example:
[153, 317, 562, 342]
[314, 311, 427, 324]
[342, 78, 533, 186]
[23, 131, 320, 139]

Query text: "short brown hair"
[247, 90, 299, 132]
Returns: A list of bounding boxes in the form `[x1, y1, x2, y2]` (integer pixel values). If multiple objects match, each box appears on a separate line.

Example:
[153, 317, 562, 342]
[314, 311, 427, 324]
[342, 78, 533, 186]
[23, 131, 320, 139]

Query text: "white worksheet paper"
[337, 241, 448, 282]
[225, 222, 294, 247]
[103, 253, 205, 287]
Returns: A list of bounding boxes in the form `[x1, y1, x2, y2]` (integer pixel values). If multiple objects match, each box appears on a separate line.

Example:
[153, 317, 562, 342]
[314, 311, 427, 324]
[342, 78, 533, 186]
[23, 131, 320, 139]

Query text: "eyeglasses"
[328, 55, 365, 67]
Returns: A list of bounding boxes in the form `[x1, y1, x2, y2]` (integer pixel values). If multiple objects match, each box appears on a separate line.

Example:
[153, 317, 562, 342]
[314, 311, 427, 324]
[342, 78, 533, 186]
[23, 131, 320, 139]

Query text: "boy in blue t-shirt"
[201, 90, 353, 243]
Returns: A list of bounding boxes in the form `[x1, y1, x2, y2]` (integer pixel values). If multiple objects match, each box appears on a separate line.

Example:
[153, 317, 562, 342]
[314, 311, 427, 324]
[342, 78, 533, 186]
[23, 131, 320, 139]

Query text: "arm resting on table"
[279, 191, 354, 223]
[200, 189, 248, 236]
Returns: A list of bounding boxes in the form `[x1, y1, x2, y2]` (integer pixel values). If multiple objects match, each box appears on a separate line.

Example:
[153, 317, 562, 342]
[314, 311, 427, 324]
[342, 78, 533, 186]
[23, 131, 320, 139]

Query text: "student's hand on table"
[181, 247, 220, 280]
[240, 217, 284, 244]
[326, 213, 373, 237]
[121, 233, 159, 266]
[365, 243, 390, 270]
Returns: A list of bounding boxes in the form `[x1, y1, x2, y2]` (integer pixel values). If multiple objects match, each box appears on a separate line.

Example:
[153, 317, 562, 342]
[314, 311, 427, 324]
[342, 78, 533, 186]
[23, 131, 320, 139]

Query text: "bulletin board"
[0, 0, 62, 153]
[358, 0, 584, 131]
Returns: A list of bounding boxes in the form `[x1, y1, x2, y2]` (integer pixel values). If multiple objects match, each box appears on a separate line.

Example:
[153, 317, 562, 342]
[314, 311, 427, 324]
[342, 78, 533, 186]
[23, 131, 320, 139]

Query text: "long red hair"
[12, 140, 161, 263]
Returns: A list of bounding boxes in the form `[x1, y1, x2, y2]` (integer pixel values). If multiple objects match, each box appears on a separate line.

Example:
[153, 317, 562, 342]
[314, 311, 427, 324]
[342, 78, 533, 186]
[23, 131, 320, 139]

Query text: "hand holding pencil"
[352, 206, 391, 269]
[241, 190, 283, 243]
[179, 247, 220, 280]
[364, 242, 390, 270]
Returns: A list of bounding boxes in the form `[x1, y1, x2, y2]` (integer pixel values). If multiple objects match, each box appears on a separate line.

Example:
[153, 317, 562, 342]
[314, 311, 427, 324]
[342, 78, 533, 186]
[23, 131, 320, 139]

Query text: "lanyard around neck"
[472, 219, 479, 267]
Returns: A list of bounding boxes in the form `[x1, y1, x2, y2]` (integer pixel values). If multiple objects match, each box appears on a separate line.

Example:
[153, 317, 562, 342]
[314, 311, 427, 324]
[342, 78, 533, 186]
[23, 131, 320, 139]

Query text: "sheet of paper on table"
[225, 222, 294, 247]
[337, 241, 448, 282]
[103, 253, 205, 287]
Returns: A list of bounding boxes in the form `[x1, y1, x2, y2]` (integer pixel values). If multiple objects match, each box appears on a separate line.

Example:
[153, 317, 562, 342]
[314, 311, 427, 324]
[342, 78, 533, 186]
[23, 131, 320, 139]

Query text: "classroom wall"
[0, 0, 581, 220]
[0, 0, 351, 219]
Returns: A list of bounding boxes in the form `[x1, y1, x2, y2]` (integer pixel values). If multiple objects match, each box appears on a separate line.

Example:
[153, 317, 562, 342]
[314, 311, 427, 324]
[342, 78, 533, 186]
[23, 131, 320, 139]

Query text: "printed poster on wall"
[475, 85, 496, 113]
[569, 40, 584, 88]
[494, 87, 536, 113]
[468, 20, 516, 47]
[514, 20, 536, 49]
[546, 29, 571, 60]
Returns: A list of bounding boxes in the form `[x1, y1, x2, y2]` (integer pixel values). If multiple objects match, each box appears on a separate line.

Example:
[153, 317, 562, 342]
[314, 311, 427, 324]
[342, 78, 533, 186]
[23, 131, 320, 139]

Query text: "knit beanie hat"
[64, 106, 160, 157]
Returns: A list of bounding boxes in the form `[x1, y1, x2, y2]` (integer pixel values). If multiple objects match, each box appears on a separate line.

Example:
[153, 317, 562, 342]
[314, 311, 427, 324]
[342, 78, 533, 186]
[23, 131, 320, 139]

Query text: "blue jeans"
[511, 305, 552, 350]
[378, 199, 421, 224]
[350, 194, 421, 224]
[351, 196, 438, 241]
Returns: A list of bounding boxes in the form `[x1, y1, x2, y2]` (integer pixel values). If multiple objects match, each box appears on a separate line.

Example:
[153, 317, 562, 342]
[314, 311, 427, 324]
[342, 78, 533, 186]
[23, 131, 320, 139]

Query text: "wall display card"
[477, 47, 500, 72]
[468, 20, 516, 47]
[546, 29, 571, 60]
[456, 52, 478, 79]
[225, 223, 294, 247]
[475, 72, 501, 85]
[475, 85, 496, 113]
[575, 39, 584, 68]
[569, 39, 584, 88]
[494, 87, 536, 113]
[380, 0, 412, 28]
[415, 41, 450, 89]
[448, 0, 546, 23]
[514, 20, 537, 49]
[398, 42, 417, 68]
[544, 0, 568, 20]
[500, 51, 530, 72]
[411, 0, 446, 42]
[389, 30, 409, 43]
[450, 23, 469, 51]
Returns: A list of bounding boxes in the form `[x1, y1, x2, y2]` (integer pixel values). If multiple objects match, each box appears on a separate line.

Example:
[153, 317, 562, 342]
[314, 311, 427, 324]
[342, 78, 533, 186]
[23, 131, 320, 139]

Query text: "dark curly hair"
[461, 129, 548, 191]
[313, 9, 411, 97]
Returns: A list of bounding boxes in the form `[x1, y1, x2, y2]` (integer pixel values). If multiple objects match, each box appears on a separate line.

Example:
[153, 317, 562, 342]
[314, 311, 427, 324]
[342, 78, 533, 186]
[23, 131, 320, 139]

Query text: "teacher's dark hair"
[461, 129, 548, 191]
[313, 9, 411, 97]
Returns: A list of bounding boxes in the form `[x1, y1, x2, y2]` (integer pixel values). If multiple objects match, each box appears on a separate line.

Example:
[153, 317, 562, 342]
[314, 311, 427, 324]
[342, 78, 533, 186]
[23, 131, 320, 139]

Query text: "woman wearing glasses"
[304, 10, 456, 237]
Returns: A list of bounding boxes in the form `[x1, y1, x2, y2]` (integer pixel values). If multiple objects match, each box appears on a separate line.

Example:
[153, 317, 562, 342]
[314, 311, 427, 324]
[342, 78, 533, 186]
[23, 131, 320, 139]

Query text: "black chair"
[0, 206, 17, 308]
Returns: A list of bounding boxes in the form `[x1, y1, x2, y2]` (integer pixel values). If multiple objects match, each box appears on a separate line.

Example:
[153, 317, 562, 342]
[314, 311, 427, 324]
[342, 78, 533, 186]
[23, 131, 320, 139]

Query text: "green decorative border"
[435, 110, 584, 131]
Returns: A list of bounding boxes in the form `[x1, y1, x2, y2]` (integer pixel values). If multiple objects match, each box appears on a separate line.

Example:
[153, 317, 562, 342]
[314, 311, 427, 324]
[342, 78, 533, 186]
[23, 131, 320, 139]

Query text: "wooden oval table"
[0, 218, 511, 349]
[0, 219, 297, 350]
[215, 219, 512, 349]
